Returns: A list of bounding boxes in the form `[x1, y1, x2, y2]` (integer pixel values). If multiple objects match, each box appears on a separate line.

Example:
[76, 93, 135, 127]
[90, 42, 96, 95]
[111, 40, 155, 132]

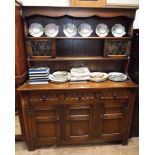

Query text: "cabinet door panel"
[65, 104, 95, 143]
[29, 104, 61, 147]
[97, 100, 129, 141]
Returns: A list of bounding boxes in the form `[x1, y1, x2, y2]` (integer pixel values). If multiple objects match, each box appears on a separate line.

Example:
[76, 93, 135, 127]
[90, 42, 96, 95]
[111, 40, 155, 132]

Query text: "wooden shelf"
[26, 36, 132, 40]
[28, 56, 128, 61]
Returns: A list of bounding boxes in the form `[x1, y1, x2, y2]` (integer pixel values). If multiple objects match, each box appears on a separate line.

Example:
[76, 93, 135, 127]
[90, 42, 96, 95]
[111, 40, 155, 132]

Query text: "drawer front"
[63, 91, 98, 104]
[100, 90, 130, 100]
[28, 92, 62, 105]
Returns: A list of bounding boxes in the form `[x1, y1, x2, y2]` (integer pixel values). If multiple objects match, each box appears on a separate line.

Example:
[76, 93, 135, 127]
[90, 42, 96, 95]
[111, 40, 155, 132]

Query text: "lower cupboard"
[19, 88, 136, 150]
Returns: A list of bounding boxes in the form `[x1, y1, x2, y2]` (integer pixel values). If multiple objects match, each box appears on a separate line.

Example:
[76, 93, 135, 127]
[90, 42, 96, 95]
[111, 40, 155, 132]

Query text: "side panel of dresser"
[15, 5, 28, 141]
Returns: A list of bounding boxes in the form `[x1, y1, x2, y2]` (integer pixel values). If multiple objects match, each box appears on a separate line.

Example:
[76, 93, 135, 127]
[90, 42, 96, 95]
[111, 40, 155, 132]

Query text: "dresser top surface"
[17, 80, 138, 92]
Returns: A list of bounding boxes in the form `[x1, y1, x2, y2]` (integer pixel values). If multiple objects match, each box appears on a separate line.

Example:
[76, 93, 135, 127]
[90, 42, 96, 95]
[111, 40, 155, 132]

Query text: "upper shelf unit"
[22, 7, 136, 61]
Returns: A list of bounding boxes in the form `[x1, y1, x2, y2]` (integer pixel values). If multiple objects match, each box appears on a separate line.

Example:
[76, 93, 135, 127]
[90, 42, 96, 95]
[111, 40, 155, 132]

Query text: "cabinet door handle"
[66, 116, 70, 121]
[100, 114, 103, 119]
[78, 96, 82, 100]
[56, 117, 60, 121]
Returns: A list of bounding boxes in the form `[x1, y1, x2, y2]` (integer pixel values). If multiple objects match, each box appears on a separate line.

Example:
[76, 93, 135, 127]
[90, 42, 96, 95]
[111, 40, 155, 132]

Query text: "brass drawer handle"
[56, 117, 60, 121]
[42, 95, 48, 100]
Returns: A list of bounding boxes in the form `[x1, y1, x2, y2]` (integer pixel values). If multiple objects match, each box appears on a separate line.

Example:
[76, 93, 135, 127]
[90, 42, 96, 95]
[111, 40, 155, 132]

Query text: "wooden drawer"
[28, 92, 62, 105]
[103, 100, 129, 115]
[100, 90, 130, 100]
[63, 92, 98, 104]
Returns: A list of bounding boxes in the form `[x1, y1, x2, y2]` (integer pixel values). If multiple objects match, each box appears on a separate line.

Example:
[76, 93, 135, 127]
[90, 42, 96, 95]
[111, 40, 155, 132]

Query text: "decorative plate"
[78, 23, 93, 37]
[90, 72, 108, 82]
[63, 23, 77, 37]
[95, 24, 109, 37]
[111, 24, 126, 37]
[29, 23, 44, 37]
[44, 23, 59, 37]
[108, 72, 127, 81]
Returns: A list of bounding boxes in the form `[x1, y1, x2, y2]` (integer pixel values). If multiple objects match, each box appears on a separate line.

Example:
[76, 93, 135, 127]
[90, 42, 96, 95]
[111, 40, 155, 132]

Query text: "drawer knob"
[113, 92, 117, 97]
[42, 95, 48, 100]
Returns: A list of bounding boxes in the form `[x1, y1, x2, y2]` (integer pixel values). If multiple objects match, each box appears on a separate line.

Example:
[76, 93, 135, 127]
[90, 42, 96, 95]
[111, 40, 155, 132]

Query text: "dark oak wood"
[17, 6, 138, 150]
[15, 6, 28, 84]
[22, 7, 136, 18]
[18, 81, 137, 150]
[15, 5, 28, 142]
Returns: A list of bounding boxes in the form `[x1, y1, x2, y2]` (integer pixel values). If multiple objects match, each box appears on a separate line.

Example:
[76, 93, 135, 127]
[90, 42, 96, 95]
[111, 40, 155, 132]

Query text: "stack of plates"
[78, 23, 93, 37]
[49, 71, 69, 83]
[90, 72, 108, 82]
[71, 67, 90, 77]
[108, 72, 127, 81]
[95, 24, 109, 37]
[63, 23, 77, 37]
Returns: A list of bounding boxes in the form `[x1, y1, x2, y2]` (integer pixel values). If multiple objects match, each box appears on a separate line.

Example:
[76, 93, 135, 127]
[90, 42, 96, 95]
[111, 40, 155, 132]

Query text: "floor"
[15, 116, 139, 155]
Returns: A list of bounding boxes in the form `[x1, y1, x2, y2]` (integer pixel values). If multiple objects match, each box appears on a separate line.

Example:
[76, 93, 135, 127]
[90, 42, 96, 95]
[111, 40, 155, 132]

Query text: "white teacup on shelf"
[44, 23, 59, 37]
[111, 24, 126, 37]
[78, 23, 93, 37]
[29, 23, 44, 37]
[63, 23, 77, 37]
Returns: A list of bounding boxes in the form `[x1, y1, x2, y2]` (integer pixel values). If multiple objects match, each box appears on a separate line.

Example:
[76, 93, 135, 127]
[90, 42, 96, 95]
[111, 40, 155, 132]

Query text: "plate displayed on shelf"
[95, 24, 109, 37]
[108, 72, 127, 81]
[90, 72, 108, 82]
[44, 23, 59, 37]
[28, 23, 44, 37]
[111, 24, 126, 37]
[78, 23, 93, 37]
[63, 23, 77, 37]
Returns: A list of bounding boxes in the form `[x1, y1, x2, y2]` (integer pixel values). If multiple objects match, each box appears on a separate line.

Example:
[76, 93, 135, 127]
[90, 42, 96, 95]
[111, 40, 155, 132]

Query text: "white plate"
[53, 71, 68, 77]
[78, 23, 93, 37]
[44, 23, 59, 37]
[49, 74, 68, 83]
[29, 23, 44, 37]
[96, 24, 109, 37]
[108, 72, 127, 81]
[111, 24, 126, 37]
[90, 72, 108, 82]
[63, 23, 77, 37]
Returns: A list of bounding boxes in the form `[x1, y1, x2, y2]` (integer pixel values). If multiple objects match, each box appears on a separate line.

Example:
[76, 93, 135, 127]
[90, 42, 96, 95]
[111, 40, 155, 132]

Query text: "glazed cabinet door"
[28, 103, 62, 148]
[64, 103, 95, 143]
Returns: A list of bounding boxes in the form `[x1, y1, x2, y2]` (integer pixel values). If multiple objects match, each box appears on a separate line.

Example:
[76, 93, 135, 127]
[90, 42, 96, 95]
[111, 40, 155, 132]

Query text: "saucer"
[44, 23, 59, 37]
[111, 24, 126, 37]
[63, 23, 77, 37]
[78, 23, 93, 37]
[96, 24, 109, 37]
[29, 23, 44, 37]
